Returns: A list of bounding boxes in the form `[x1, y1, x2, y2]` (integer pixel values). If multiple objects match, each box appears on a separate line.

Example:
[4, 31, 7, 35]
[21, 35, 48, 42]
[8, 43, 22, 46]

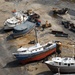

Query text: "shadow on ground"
[3, 60, 24, 68]
[6, 34, 15, 41]
[37, 71, 54, 75]
[0, 28, 12, 34]
[0, 28, 6, 34]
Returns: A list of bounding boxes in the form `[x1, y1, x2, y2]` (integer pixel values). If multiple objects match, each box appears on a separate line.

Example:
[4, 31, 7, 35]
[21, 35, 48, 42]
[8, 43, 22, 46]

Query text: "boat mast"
[73, 45, 75, 58]
[34, 26, 38, 43]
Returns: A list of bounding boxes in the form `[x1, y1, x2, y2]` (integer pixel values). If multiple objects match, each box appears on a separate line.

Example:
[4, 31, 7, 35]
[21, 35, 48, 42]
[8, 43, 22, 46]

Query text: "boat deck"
[14, 21, 35, 31]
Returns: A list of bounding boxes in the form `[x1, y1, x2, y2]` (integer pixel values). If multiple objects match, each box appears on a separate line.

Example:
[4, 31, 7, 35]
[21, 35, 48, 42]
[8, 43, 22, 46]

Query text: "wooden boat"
[45, 57, 75, 73]
[12, 42, 56, 64]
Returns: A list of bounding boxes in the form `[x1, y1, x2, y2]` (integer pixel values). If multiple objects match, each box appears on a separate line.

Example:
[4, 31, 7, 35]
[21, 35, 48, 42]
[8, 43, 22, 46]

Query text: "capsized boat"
[12, 42, 56, 64]
[11, 21, 35, 38]
[4, 11, 28, 30]
[45, 57, 75, 73]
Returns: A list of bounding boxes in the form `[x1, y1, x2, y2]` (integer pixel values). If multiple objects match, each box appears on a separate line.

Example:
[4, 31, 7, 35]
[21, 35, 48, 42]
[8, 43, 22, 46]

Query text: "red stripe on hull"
[20, 48, 56, 64]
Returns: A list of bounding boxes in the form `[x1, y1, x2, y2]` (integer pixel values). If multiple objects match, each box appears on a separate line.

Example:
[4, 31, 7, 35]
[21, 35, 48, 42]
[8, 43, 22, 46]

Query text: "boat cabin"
[13, 42, 56, 55]
[52, 57, 75, 67]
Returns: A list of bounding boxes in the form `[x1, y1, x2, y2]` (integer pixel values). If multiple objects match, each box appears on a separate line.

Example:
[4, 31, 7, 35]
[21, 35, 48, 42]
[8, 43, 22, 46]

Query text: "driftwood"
[55, 33, 68, 37]
[51, 30, 63, 34]
[51, 30, 68, 37]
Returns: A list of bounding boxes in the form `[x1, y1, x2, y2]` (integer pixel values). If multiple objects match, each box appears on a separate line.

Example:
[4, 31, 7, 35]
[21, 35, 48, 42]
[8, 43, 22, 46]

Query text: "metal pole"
[34, 27, 38, 43]
[58, 67, 60, 75]
[72, 45, 75, 58]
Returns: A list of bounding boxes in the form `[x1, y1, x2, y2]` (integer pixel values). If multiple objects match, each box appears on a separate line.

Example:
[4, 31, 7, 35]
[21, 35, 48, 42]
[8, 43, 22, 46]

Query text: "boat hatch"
[45, 43, 52, 48]
[22, 50, 26, 52]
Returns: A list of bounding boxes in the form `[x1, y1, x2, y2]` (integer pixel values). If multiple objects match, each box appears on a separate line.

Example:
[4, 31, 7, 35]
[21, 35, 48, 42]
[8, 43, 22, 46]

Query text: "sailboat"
[12, 27, 57, 64]
[13, 42, 56, 64]
[45, 44, 75, 73]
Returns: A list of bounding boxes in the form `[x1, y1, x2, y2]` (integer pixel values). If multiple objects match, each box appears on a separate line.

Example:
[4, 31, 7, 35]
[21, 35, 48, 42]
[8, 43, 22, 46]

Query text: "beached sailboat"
[12, 26, 57, 64]
[4, 11, 28, 30]
[12, 42, 56, 64]
[45, 45, 75, 73]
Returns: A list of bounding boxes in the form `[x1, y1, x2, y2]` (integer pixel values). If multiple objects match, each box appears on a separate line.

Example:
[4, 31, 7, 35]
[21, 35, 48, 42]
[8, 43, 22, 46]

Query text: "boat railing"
[27, 43, 56, 52]
[28, 46, 44, 52]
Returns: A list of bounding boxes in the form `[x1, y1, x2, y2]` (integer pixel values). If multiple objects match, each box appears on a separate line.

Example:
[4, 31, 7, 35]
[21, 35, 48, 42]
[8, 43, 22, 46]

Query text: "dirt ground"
[0, 0, 75, 75]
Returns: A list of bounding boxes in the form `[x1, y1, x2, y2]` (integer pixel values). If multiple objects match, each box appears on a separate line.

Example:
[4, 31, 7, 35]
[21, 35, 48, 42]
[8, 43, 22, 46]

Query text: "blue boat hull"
[12, 21, 35, 38]
[13, 43, 56, 64]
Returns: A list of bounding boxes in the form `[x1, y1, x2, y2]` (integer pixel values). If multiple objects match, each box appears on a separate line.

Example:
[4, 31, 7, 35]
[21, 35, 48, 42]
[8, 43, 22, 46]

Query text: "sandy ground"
[0, 0, 75, 75]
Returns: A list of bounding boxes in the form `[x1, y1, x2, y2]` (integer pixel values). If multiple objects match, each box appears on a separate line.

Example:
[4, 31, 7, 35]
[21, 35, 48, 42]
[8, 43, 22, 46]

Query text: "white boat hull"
[4, 25, 15, 30]
[46, 64, 75, 73]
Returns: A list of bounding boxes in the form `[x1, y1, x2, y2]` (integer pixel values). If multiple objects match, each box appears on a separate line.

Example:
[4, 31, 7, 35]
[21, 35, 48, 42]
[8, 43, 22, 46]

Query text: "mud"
[0, 0, 75, 75]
